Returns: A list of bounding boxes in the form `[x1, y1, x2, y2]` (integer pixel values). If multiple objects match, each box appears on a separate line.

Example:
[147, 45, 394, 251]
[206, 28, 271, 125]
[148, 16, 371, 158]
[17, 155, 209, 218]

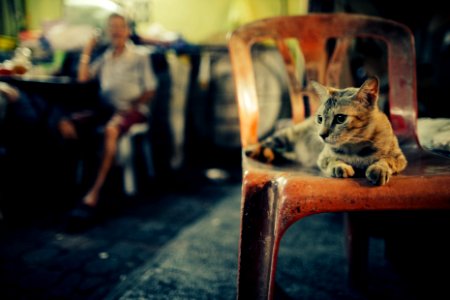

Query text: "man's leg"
[83, 125, 120, 207]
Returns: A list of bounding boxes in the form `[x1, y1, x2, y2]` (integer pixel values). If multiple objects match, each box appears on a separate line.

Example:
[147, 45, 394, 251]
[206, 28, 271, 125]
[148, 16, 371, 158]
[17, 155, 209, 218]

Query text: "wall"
[140, 0, 309, 44]
[25, 0, 64, 30]
[23, 0, 308, 44]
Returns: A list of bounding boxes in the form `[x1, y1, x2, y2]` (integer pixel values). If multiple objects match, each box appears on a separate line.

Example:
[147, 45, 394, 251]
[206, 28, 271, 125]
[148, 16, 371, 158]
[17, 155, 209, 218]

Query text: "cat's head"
[310, 76, 380, 146]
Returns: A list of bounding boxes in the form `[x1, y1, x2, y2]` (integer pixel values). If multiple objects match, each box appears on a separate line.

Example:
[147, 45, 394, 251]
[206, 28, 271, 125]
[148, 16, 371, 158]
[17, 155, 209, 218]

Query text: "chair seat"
[243, 149, 450, 224]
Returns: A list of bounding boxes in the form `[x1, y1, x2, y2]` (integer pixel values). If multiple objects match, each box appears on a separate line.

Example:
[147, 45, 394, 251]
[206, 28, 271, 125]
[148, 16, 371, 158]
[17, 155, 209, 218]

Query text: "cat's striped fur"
[246, 76, 407, 186]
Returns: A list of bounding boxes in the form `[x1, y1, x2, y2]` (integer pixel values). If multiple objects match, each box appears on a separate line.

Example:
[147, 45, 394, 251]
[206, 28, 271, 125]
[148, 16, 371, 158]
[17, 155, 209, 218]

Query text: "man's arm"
[135, 90, 155, 105]
[77, 36, 98, 82]
[135, 52, 158, 107]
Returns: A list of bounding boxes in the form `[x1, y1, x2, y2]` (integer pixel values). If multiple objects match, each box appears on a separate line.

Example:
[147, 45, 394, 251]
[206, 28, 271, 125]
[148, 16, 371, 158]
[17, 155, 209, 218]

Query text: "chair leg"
[118, 134, 136, 196]
[238, 181, 280, 300]
[119, 129, 155, 196]
[123, 160, 136, 196]
[345, 212, 369, 290]
[142, 135, 155, 178]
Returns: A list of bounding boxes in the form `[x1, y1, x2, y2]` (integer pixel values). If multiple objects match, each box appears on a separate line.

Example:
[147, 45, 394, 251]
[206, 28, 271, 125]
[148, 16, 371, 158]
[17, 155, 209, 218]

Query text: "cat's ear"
[310, 80, 329, 102]
[356, 76, 379, 108]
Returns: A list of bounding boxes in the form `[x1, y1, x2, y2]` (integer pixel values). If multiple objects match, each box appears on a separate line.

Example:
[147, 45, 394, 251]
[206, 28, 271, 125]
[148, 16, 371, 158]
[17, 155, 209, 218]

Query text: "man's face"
[107, 16, 130, 47]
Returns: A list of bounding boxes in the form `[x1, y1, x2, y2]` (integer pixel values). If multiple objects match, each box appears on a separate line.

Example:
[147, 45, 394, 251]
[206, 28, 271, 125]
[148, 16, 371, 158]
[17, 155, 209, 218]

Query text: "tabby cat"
[246, 76, 407, 186]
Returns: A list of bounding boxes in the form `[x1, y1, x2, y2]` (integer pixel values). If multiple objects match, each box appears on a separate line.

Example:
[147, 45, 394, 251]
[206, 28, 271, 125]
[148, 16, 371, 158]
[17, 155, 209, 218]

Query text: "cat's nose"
[320, 131, 329, 140]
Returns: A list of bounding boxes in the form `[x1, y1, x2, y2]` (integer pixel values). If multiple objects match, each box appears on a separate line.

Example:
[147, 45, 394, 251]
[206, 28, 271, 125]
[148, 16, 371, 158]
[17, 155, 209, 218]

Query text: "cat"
[246, 76, 407, 186]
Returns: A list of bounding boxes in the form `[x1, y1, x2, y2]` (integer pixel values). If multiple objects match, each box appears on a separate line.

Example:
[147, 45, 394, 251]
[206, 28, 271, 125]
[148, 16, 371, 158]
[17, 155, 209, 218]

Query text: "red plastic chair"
[228, 13, 450, 299]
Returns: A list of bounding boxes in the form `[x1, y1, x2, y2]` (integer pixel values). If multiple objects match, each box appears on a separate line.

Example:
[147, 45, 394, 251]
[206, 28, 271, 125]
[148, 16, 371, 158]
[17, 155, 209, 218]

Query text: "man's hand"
[0, 82, 19, 103]
[58, 119, 78, 140]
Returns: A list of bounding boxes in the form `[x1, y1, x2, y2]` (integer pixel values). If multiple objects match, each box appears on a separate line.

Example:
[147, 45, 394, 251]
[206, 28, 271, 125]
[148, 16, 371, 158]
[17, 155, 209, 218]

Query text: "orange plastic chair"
[228, 13, 450, 299]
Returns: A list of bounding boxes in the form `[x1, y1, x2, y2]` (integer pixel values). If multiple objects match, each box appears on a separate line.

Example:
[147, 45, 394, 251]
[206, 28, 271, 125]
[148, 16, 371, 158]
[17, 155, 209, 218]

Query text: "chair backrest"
[228, 13, 418, 148]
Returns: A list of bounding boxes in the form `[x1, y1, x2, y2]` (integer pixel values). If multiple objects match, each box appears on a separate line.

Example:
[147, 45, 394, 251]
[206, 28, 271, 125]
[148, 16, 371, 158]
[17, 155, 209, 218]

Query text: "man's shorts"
[107, 109, 148, 136]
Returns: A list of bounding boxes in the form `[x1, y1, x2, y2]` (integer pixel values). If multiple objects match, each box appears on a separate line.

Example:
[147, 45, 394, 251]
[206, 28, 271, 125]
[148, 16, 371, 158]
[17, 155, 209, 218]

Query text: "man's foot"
[82, 191, 99, 207]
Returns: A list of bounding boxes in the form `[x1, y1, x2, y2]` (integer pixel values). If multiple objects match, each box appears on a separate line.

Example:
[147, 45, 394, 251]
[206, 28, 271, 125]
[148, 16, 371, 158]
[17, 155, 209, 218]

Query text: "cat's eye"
[335, 114, 347, 124]
[316, 115, 323, 124]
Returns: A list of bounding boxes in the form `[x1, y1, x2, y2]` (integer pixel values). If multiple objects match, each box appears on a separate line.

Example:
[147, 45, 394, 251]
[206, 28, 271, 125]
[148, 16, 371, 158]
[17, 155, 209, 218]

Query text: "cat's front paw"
[245, 144, 275, 163]
[330, 162, 355, 178]
[366, 164, 392, 186]
[245, 144, 261, 158]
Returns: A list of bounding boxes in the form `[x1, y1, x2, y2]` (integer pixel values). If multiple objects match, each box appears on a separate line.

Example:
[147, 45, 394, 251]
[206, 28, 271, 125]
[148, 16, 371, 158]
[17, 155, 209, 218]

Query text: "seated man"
[64, 12, 157, 220]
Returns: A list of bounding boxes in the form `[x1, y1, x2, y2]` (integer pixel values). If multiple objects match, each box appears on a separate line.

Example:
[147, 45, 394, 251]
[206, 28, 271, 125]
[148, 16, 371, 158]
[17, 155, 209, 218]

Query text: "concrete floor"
[1, 171, 449, 300]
